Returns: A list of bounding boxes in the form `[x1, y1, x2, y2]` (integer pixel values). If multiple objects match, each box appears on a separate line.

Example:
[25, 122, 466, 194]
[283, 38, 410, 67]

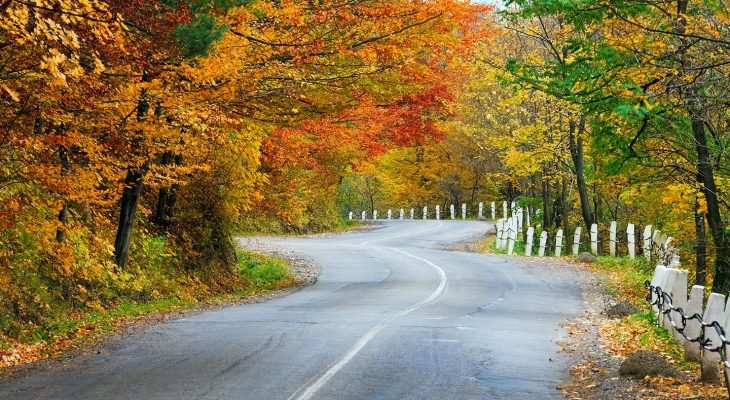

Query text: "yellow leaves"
[1, 84, 20, 102]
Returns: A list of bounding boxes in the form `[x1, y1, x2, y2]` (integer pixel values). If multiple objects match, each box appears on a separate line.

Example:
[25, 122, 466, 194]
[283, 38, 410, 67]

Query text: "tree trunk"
[568, 118, 594, 229]
[154, 151, 181, 228]
[541, 169, 552, 228]
[56, 141, 69, 242]
[692, 117, 730, 294]
[694, 192, 707, 287]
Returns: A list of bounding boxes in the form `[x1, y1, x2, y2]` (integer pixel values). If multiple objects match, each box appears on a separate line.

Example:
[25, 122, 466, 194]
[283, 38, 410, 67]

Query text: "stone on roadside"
[575, 252, 596, 264]
[606, 301, 639, 318]
[619, 350, 681, 378]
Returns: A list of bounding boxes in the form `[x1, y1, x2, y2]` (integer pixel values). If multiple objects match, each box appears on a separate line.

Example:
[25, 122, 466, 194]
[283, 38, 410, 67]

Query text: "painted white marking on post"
[538, 231, 547, 257]
[572, 227, 582, 256]
[590, 223, 598, 255]
[525, 226, 534, 256]
[288, 247, 448, 400]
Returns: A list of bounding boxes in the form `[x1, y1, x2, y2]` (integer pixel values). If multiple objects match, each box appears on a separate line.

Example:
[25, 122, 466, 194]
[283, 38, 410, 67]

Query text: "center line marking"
[287, 247, 447, 400]
[359, 222, 444, 245]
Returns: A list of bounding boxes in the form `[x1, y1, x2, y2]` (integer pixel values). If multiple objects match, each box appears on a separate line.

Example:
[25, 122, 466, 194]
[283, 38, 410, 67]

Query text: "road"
[0, 220, 583, 399]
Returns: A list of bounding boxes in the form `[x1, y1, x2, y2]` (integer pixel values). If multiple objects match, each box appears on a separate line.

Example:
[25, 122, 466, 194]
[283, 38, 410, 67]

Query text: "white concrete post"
[491, 202, 496, 219]
[666, 268, 688, 344]
[361, 211, 366, 221]
[525, 207, 530, 227]
[373, 210, 378, 220]
[685, 285, 705, 362]
[348, 211, 353, 220]
[410, 208, 414, 220]
[650, 265, 667, 317]
[590, 223, 598, 255]
[387, 209, 392, 220]
[448, 204, 454, 219]
[702, 293, 727, 383]
[435, 205, 440, 220]
[643, 225, 653, 261]
[652, 230, 662, 261]
[572, 227, 582, 255]
[627, 223, 636, 259]
[609, 221, 617, 256]
[479, 202, 483, 218]
[503, 201, 508, 219]
[462, 203, 467, 220]
[496, 219, 504, 249]
[525, 227, 535, 256]
[423, 206, 428, 220]
[538, 231, 548, 257]
[400, 209, 404, 220]
[507, 218, 517, 255]
[555, 229, 564, 257]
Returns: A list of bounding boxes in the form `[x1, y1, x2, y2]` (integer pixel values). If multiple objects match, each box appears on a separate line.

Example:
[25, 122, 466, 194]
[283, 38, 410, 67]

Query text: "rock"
[575, 252, 596, 264]
[606, 301, 639, 318]
[619, 350, 681, 378]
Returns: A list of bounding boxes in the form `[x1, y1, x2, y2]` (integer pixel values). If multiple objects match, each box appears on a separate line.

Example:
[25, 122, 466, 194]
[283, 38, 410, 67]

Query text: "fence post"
[555, 229, 564, 257]
[362, 211, 366, 221]
[373, 210, 378, 220]
[410, 208, 414, 220]
[590, 223, 598, 255]
[643, 225, 653, 261]
[525, 227, 534, 256]
[349, 211, 353, 221]
[609, 221, 617, 256]
[538, 231, 548, 256]
[436, 205, 440, 220]
[462, 203, 467, 220]
[666, 268, 688, 344]
[491, 202, 496, 219]
[423, 206, 427, 220]
[479, 202, 483, 218]
[387, 209, 392, 220]
[702, 293, 727, 383]
[496, 219, 505, 249]
[450, 204, 455, 220]
[573, 227, 582, 255]
[503, 201, 508, 219]
[685, 285, 705, 362]
[400, 208, 404, 220]
[627, 223, 636, 259]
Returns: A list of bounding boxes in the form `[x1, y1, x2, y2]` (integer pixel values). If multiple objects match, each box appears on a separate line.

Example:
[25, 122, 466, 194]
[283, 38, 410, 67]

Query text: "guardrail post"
[479, 202, 483, 218]
[555, 229, 564, 257]
[590, 223, 598, 255]
[435, 205, 440, 220]
[609, 221, 617, 256]
[525, 227, 534, 256]
[462, 203, 467, 220]
[572, 227, 582, 255]
[423, 206, 427, 220]
[685, 285, 705, 362]
[491, 202, 496, 219]
[538, 231, 547, 256]
[627, 223, 636, 259]
[701, 293, 727, 383]
[643, 225, 653, 260]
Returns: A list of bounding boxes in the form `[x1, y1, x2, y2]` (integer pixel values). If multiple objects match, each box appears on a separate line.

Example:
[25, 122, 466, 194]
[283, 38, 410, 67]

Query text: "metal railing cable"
[645, 281, 730, 396]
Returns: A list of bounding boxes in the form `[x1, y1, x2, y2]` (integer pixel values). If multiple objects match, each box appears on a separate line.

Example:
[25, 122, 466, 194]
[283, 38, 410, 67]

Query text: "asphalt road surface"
[0, 220, 583, 400]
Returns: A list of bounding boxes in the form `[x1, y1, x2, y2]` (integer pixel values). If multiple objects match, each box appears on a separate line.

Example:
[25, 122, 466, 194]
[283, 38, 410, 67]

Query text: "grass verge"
[0, 250, 295, 369]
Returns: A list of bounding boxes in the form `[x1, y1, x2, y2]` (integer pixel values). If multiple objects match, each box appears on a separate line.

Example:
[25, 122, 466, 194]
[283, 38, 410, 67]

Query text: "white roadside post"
[373, 210, 378, 220]
[450, 204, 455, 220]
[435, 205, 440, 220]
[572, 227, 582, 255]
[702, 293, 728, 383]
[652, 230, 662, 261]
[410, 208, 414, 220]
[609, 221, 617, 256]
[400, 208, 404, 220]
[423, 206, 428, 220]
[555, 229, 564, 257]
[491, 202, 496, 219]
[348, 212, 353, 221]
[478, 202, 483, 218]
[643, 225, 653, 261]
[525, 207, 530, 227]
[462, 203, 467, 220]
[387, 209, 392, 220]
[507, 221, 515, 256]
[627, 223, 636, 259]
[496, 219, 504, 249]
[538, 231, 548, 256]
[590, 223, 598, 255]
[503, 201, 508, 219]
[666, 268, 688, 344]
[361, 211, 366, 221]
[525, 227, 535, 256]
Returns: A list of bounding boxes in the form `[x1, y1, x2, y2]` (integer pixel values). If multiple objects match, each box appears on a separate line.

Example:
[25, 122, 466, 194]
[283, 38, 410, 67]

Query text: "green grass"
[235, 250, 293, 289]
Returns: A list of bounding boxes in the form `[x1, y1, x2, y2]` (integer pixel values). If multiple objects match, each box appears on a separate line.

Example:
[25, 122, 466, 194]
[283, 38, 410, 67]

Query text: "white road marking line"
[287, 247, 447, 400]
[425, 339, 459, 343]
[359, 222, 444, 245]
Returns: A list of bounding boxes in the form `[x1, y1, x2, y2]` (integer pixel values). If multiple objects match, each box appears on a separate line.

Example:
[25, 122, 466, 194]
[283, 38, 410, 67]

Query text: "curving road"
[0, 220, 582, 399]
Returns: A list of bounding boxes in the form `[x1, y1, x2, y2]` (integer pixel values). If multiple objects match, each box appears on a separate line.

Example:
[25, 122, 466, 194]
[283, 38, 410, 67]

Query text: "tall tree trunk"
[541, 169, 552, 228]
[692, 117, 730, 294]
[561, 175, 569, 235]
[568, 118, 594, 229]
[695, 191, 707, 287]
[154, 151, 181, 228]
[56, 146, 69, 242]
[113, 72, 151, 269]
